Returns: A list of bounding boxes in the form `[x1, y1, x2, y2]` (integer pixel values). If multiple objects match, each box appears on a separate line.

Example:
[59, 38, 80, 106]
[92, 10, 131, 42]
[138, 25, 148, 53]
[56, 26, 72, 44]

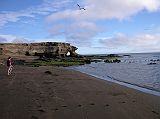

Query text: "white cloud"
[0, 34, 67, 43]
[144, 24, 160, 33]
[84, 0, 160, 20]
[47, 0, 160, 21]
[48, 20, 102, 46]
[99, 33, 160, 53]
[0, 34, 34, 43]
[46, 0, 160, 46]
[0, 34, 17, 42]
[12, 38, 35, 43]
[0, 36, 7, 43]
[0, 12, 35, 26]
[0, 0, 72, 27]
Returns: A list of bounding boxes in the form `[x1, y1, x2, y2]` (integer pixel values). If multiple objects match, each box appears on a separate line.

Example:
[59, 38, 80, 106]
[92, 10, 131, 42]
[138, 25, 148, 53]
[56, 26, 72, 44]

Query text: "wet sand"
[0, 64, 160, 119]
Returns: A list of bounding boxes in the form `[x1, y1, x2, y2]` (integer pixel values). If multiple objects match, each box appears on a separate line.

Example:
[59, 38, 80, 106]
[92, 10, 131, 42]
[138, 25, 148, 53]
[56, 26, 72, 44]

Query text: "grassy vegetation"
[26, 59, 87, 67]
[105, 57, 119, 61]
[24, 54, 122, 67]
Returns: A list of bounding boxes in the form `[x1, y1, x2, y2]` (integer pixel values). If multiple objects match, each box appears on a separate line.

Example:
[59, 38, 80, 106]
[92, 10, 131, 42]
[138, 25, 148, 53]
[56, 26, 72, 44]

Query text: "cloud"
[12, 38, 35, 43]
[0, 34, 66, 43]
[48, 20, 102, 46]
[0, 34, 34, 43]
[144, 24, 160, 33]
[46, 0, 160, 46]
[99, 33, 160, 53]
[0, 36, 7, 43]
[84, 0, 160, 20]
[47, 0, 160, 21]
[0, 12, 34, 26]
[46, 9, 104, 46]
[0, 0, 72, 27]
[0, 35, 16, 43]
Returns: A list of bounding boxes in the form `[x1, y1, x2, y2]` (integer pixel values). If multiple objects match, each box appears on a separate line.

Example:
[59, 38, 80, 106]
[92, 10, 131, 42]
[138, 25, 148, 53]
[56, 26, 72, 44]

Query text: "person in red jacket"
[7, 57, 13, 75]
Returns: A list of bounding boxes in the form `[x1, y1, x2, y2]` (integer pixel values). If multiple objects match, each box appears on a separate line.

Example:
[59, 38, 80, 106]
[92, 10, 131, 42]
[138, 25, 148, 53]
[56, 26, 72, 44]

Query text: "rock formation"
[0, 42, 78, 57]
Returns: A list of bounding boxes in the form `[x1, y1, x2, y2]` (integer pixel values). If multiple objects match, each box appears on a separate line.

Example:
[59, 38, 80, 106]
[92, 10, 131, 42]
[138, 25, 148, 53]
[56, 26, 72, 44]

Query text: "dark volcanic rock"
[147, 62, 157, 65]
[44, 71, 52, 74]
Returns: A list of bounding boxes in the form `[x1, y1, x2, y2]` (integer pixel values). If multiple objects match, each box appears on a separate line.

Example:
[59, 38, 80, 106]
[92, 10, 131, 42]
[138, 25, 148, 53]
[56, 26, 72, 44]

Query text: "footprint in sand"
[37, 105, 42, 108]
[119, 101, 126, 104]
[105, 104, 109, 107]
[78, 104, 82, 107]
[31, 115, 39, 119]
[37, 109, 45, 113]
[132, 100, 136, 103]
[152, 110, 159, 115]
[52, 74, 59, 76]
[90, 103, 95, 106]
[35, 98, 39, 101]
[54, 108, 59, 111]
[62, 105, 67, 107]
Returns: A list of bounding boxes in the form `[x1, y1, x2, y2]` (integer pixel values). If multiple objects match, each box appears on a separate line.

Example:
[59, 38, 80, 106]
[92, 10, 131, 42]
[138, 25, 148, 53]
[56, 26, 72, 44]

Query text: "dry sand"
[0, 64, 160, 119]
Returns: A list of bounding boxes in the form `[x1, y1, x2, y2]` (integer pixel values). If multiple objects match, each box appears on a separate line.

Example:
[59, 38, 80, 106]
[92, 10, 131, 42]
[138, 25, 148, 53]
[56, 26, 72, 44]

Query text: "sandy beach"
[0, 64, 160, 119]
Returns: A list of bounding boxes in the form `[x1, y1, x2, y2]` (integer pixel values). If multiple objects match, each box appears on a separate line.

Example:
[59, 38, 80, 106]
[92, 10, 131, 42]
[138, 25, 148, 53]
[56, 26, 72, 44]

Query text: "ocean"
[69, 53, 160, 96]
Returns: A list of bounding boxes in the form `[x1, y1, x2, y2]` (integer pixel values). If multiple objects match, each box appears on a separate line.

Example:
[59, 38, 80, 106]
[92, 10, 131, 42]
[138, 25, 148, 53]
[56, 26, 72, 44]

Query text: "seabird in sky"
[77, 4, 86, 10]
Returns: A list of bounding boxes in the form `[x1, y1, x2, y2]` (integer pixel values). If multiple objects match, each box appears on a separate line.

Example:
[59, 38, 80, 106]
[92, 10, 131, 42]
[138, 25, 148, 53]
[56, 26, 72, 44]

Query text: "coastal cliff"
[0, 42, 78, 57]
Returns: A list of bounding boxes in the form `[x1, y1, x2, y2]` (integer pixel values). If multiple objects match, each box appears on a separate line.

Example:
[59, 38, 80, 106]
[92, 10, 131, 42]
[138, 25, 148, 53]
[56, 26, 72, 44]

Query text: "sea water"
[69, 53, 160, 96]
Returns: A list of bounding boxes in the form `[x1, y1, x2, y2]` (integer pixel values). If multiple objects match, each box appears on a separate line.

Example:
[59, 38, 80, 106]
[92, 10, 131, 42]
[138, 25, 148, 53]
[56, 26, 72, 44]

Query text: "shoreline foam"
[69, 67, 160, 96]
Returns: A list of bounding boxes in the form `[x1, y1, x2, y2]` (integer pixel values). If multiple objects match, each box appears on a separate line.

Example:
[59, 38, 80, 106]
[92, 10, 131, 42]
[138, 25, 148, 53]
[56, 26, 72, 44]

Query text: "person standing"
[7, 57, 13, 75]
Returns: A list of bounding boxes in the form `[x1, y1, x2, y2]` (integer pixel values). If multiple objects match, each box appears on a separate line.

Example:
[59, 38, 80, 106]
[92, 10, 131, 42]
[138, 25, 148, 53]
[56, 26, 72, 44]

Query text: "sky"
[0, 0, 160, 54]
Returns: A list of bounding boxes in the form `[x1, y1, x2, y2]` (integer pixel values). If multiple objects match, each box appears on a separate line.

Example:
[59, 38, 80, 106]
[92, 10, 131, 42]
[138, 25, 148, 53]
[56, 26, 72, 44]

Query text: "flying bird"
[77, 4, 86, 10]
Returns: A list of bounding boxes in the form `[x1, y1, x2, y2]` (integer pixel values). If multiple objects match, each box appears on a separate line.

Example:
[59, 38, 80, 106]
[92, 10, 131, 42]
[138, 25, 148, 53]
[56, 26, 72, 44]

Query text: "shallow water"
[69, 53, 160, 96]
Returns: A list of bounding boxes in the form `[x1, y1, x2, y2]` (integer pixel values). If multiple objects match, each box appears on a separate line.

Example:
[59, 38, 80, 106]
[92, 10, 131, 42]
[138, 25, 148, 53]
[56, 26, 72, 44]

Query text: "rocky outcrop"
[0, 42, 78, 57]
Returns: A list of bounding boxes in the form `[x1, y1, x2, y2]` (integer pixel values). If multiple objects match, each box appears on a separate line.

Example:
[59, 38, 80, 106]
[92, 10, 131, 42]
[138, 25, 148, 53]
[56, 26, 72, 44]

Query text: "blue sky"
[0, 0, 160, 54]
